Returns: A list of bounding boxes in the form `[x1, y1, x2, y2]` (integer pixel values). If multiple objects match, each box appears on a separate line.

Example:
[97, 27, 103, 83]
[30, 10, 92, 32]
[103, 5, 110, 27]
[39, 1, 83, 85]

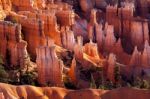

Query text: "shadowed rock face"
[0, 83, 150, 99]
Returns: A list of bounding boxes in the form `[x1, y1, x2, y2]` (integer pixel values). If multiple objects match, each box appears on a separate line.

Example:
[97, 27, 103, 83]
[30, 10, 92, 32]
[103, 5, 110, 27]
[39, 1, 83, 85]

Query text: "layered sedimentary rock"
[12, 0, 38, 11]
[0, 93, 4, 99]
[107, 53, 116, 82]
[18, 17, 46, 59]
[74, 36, 104, 68]
[87, 9, 97, 42]
[112, 39, 131, 65]
[56, 10, 75, 26]
[95, 23, 104, 53]
[68, 58, 78, 84]
[36, 39, 64, 86]
[130, 47, 141, 66]
[74, 36, 84, 61]
[0, 0, 150, 94]
[60, 27, 75, 50]
[130, 20, 149, 51]
[0, 21, 30, 68]
[141, 41, 150, 67]
[12, 2, 75, 59]
[106, 5, 120, 36]
[107, 3, 135, 39]
[104, 24, 116, 55]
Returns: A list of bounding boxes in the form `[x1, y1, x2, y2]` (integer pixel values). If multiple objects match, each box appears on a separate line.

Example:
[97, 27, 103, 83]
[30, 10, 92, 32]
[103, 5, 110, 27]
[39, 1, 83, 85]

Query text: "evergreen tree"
[0, 55, 9, 83]
[90, 74, 96, 89]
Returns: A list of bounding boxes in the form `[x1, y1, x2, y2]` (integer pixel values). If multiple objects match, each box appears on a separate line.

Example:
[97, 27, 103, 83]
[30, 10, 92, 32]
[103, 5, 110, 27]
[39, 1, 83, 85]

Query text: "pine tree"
[90, 74, 96, 89]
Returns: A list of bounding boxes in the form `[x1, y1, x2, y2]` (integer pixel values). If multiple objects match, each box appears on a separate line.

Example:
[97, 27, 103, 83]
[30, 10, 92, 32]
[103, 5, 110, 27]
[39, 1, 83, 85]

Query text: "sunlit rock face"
[0, 21, 30, 68]
[141, 41, 150, 67]
[0, 0, 11, 11]
[60, 27, 75, 51]
[36, 39, 64, 86]
[107, 53, 116, 82]
[0, 83, 150, 99]
[104, 24, 116, 55]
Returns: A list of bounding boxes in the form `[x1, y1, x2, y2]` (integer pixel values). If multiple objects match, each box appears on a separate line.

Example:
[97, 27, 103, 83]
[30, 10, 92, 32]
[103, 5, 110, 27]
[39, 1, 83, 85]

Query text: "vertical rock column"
[107, 53, 116, 82]
[20, 18, 46, 59]
[36, 39, 64, 86]
[60, 26, 75, 51]
[141, 41, 150, 67]
[118, 3, 134, 38]
[96, 23, 104, 53]
[74, 36, 84, 61]
[0, 93, 4, 99]
[104, 24, 116, 55]
[106, 5, 120, 36]
[130, 21, 149, 51]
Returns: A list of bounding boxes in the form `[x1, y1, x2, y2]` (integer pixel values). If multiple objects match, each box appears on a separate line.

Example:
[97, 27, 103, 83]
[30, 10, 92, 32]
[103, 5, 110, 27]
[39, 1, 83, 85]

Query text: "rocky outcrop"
[60, 27, 75, 50]
[0, 21, 30, 68]
[106, 5, 120, 36]
[19, 17, 46, 60]
[74, 36, 104, 68]
[56, 10, 75, 26]
[68, 58, 78, 84]
[141, 41, 150, 67]
[112, 39, 131, 65]
[129, 47, 141, 68]
[130, 20, 149, 51]
[74, 36, 84, 61]
[107, 53, 116, 82]
[96, 23, 104, 53]
[104, 24, 116, 55]
[12, 0, 38, 11]
[0, 0, 11, 11]
[13, 3, 75, 59]
[36, 39, 64, 86]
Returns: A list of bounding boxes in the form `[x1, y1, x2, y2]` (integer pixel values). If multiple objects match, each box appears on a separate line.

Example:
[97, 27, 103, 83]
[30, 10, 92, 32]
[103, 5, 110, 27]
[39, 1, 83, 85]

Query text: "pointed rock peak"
[133, 46, 139, 54]
[66, 26, 70, 31]
[115, 38, 123, 50]
[91, 9, 97, 17]
[77, 36, 83, 46]
[117, 38, 121, 44]
[105, 25, 114, 36]
[60, 26, 65, 32]
[71, 57, 76, 66]
[89, 39, 93, 44]
[108, 53, 116, 60]
[96, 23, 102, 30]
[144, 40, 149, 47]
[90, 9, 97, 24]
[105, 22, 108, 29]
